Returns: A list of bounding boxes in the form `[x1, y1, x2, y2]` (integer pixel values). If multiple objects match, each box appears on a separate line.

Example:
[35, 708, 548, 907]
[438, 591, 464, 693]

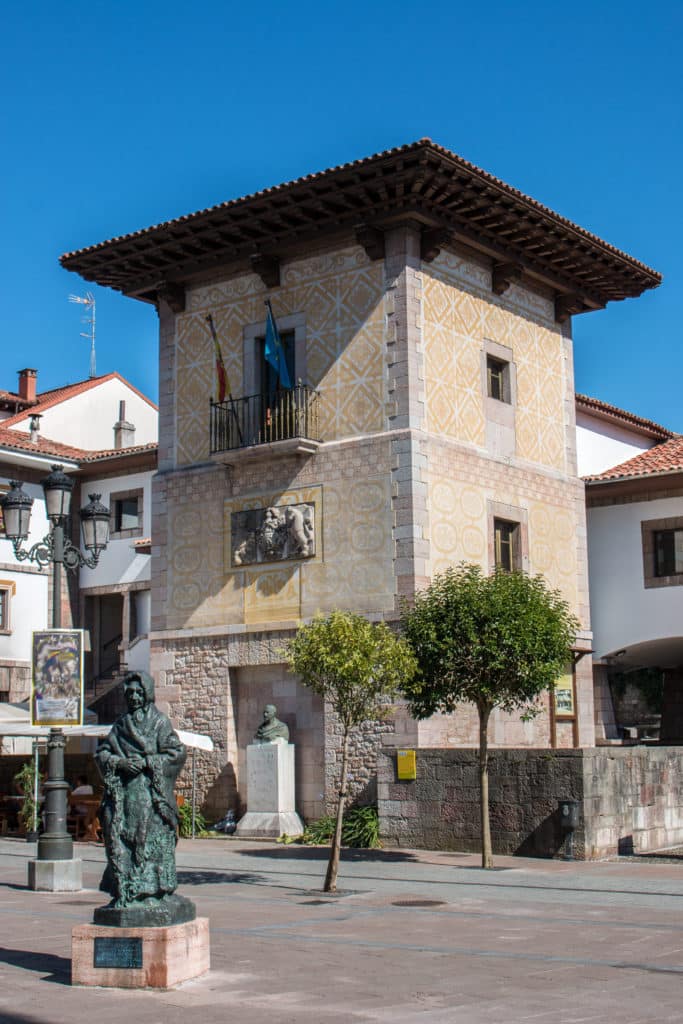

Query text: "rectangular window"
[654, 529, 683, 577]
[115, 497, 139, 532]
[0, 580, 15, 632]
[494, 519, 518, 571]
[109, 489, 144, 538]
[487, 356, 509, 403]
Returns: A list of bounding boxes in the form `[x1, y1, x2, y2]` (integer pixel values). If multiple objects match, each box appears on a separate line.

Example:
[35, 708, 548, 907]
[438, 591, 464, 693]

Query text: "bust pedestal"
[235, 739, 304, 838]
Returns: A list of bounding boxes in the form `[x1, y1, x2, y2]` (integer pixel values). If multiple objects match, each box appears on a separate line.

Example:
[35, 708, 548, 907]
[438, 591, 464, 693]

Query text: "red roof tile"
[585, 435, 683, 482]
[0, 427, 85, 462]
[60, 139, 660, 310]
[576, 394, 674, 442]
[0, 427, 157, 465]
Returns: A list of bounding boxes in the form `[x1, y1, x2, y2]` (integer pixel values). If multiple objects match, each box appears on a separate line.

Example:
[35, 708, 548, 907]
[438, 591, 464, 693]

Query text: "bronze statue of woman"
[95, 670, 194, 925]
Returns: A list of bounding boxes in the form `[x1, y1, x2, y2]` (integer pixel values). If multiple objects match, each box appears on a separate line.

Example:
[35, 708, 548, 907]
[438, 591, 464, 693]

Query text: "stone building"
[61, 139, 660, 820]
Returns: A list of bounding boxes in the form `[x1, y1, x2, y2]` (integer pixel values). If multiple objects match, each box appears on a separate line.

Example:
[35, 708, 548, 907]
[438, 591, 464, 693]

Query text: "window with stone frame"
[110, 488, 144, 538]
[486, 355, 511, 403]
[641, 516, 683, 589]
[0, 579, 16, 633]
[494, 519, 520, 571]
[488, 501, 529, 574]
[482, 339, 517, 458]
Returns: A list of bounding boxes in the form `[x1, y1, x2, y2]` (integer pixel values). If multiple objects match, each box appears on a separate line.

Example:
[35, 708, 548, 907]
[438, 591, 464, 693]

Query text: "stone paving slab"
[1, 837, 683, 1023]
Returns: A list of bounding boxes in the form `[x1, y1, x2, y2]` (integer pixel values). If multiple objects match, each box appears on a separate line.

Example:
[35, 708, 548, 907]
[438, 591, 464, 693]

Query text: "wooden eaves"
[60, 139, 661, 320]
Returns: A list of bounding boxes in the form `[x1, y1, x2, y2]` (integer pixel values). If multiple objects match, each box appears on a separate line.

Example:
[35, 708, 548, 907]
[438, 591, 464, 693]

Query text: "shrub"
[177, 800, 207, 837]
[301, 806, 381, 849]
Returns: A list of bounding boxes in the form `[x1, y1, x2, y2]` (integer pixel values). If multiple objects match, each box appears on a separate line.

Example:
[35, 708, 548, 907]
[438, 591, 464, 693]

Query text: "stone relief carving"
[232, 503, 315, 566]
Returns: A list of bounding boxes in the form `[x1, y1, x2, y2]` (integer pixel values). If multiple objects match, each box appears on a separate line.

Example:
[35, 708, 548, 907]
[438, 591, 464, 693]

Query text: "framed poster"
[31, 629, 84, 727]
[553, 670, 575, 719]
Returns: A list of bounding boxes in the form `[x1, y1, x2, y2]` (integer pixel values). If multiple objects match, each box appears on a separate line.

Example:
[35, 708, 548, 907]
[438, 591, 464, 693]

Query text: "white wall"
[79, 469, 152, 590]
[9, 378, 157, 450]
[0, 479, 51, 662]
[587, 495, 683, 658]
[576, 411, 654, 478]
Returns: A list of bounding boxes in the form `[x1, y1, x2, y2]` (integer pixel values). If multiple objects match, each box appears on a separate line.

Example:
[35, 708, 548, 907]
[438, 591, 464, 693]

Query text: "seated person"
[70, 775, 94, 817]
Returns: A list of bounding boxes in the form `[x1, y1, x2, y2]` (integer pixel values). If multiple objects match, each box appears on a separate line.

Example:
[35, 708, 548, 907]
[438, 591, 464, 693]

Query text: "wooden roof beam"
[491, 262, 521, 296]
[421, 227, 450, 263]
[155, 281, 186, 314]
[250, 254, 280, 289]
[355, 225, 385, 261]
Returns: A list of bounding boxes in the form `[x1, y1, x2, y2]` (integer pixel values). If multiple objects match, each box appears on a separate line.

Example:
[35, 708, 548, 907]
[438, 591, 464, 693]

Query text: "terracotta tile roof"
[78, 442, 158, 463]
[60, 138, 661, 312]
[0, 372, 157, 428]
[0, 428, 157, 465]
[575, 393, 674, 442]
[0, 427, 85, 462]
[585, 435, 683, 483]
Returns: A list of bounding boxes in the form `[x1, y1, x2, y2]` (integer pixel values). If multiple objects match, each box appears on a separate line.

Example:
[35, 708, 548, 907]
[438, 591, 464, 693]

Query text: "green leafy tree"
[401, 564, 579, 868]
[286, 611, 417, 892]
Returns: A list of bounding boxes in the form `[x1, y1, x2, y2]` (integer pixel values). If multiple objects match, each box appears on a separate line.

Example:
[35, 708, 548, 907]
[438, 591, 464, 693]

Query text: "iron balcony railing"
[210, 384, 321, 454]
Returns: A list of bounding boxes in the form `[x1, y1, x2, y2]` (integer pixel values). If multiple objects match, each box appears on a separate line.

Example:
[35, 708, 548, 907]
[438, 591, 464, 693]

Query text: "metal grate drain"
[392, 899, 446, 908]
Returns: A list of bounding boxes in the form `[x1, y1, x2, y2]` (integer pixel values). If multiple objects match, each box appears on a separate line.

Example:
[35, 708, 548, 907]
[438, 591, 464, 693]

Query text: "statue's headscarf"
[123, 670, 155, 705]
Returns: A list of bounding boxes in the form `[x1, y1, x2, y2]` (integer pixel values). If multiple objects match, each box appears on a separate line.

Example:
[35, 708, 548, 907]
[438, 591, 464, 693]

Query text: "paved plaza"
[1, 835, 682, 1023]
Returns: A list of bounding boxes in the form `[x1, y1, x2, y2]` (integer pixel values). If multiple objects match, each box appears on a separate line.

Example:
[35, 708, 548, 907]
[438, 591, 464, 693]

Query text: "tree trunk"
[478, 704, 493, 869]
[324, 726, 349, 893]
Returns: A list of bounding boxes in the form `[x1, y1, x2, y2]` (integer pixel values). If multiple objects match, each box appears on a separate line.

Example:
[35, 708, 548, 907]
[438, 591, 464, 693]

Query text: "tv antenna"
[68, 292, 96, 378]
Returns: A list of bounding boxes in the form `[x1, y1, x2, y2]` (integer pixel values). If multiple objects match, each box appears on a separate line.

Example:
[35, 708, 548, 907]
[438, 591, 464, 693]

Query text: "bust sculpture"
[94, 670, 195, 926]
[253, 703, 290, 743]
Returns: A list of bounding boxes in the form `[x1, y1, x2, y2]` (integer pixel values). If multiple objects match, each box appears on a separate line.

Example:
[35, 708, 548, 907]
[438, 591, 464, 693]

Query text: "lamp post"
[1, 466, 110, 866]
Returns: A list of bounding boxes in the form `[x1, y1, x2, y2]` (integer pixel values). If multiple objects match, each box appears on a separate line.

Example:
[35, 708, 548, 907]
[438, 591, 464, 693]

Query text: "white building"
[0, 368, 157, 708]
[577, 394, 682, 741]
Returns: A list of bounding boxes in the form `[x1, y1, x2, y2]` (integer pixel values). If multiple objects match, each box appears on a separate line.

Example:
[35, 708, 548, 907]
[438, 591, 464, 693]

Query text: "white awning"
[0, 721, 214, 752]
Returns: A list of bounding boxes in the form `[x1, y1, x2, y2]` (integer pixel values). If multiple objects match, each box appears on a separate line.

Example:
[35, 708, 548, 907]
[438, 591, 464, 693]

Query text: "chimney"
[114, 400, 136, 450]
[29, 414, 41, 444]
[18, 368, 37, 404]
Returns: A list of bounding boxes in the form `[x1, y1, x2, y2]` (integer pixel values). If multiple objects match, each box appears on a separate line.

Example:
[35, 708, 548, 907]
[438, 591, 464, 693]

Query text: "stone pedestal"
[236, 740, 304, 838]
[29, 858, 82, 892]
[71, 918, 210, 989]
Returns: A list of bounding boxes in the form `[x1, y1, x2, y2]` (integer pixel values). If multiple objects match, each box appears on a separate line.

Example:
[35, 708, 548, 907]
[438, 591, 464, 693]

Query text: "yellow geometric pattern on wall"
[422, 252, 567, 473]
[174, 247, 385, 466]
[427, 471, 578, 611]
[167, 480, 243, 630]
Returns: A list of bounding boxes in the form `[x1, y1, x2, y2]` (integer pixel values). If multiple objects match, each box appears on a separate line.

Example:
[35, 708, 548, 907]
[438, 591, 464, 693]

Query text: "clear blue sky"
[2, 1, 680, 428]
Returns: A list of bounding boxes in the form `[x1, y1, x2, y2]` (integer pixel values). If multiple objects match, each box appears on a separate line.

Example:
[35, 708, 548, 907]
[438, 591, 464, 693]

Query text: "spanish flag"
[206, 314, 229, 403]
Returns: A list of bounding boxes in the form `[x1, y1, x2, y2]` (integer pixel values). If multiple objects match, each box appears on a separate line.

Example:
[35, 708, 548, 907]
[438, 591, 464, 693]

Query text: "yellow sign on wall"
[396, 749, 417, 780]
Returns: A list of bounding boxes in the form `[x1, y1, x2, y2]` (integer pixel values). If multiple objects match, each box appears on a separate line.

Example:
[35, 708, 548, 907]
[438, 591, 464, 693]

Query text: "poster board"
[31, 629, 84, 727]
[553, 669, 576, 719]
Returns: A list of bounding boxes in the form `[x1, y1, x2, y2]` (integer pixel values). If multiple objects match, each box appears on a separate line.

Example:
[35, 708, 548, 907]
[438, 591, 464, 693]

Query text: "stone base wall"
[378, 746, 683, 859]
[153, 636, 234, 820]
[152, 631, 398, 822]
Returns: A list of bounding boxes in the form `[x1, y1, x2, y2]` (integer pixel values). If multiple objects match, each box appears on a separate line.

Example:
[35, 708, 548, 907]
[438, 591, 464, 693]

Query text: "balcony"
[210, 385, 322, 460]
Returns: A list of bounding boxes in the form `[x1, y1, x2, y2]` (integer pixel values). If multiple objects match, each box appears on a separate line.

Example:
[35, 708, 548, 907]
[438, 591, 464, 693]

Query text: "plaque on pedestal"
[72, 919, 210, 989]
[236, 739, 304, 838]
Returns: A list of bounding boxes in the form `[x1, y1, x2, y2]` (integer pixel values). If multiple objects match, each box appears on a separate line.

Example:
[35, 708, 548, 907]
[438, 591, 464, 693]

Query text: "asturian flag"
[264, 301, 291, 389]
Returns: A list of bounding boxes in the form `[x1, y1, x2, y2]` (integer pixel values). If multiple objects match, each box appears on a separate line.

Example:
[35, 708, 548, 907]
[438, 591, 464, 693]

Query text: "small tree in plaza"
[400, 564, 578, 869]
[286, 610, 417, 892]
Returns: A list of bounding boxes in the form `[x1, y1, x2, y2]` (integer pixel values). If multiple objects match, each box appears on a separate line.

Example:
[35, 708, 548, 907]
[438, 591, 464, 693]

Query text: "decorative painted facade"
[61, 139, 659, 822]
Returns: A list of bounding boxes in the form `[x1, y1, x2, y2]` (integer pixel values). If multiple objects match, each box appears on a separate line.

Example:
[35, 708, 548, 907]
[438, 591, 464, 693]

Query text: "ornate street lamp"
[0, 466, 110, 867]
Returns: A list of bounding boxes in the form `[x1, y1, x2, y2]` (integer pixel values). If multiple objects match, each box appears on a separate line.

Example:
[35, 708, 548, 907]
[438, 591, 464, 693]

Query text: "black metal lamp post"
[1, 467, 110, 863]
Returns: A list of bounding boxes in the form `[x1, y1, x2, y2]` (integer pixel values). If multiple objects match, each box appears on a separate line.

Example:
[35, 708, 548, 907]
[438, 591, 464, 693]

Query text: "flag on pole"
[206, 314, 229, 403]
[264, 301, 291, 389]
